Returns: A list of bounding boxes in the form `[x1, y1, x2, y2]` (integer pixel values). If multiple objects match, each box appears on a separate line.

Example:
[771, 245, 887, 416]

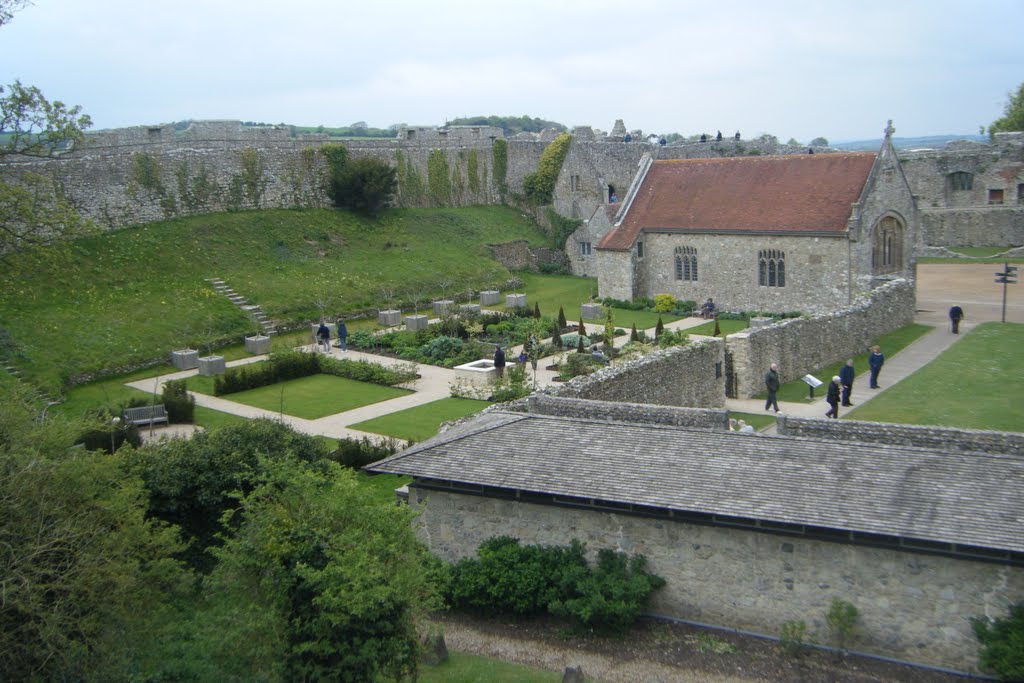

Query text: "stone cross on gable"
[884, 119, 895, 138]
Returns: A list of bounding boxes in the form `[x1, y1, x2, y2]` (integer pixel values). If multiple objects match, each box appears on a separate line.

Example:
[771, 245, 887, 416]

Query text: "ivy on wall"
[427, 149, 451, 206]
[522, 133, 571, 206]
[492, 138, 508, 196]
[238, 147, 268, 208]
[174, 160, 219, 213]
[284, 147, 328, 208]
[394, 151, 426, 205]
[128, 151, 177, 217]
[467, 149, 480, 194]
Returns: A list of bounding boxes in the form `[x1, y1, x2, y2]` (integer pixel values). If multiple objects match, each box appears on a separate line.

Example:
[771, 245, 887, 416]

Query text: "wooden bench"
[123, 404, 168, 427]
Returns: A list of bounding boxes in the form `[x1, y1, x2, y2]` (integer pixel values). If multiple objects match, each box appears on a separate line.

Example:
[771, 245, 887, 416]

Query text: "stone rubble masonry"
[725, 278, 915, 399]
[777, 415, 1024, 456]
[547, 338, 726, 408]
[526, 394, 730, 430]
[409, 486, 1023, 673]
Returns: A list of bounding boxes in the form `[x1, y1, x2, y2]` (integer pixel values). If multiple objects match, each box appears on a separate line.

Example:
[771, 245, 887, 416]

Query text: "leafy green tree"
[810, 136, 829, 146]
[989, 82, 1024, 135]
[0, 385, 189, 681]
[972, 602, 1024, 680]
[199, 456, 440, 682]
[329, 156, 398, 215]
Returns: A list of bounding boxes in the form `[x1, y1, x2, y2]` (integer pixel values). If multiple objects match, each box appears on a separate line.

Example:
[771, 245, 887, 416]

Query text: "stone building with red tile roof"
[594, 127, 918, 314]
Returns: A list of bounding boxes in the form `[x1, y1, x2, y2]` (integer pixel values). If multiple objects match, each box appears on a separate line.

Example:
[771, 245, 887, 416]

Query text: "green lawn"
[848, 322, 1024, 431]
[350, 397, 491, 442]
[0, 206, 548, 392]
[760, 323, 934, 403]
[216, 374, 411, 420]
[356, 471, 412, 506]
[606, 308, 682, 330]
[685, 319, 749, 337]
[418, 652, 560, 683]
[511, 272, 596, 321]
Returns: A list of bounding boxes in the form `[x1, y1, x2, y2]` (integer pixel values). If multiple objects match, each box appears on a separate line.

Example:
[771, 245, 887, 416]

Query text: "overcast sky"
[2, 0, 1022, 142]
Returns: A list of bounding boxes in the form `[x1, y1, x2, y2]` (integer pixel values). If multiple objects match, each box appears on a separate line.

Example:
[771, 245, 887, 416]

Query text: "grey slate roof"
[367, 411, 1024, 554]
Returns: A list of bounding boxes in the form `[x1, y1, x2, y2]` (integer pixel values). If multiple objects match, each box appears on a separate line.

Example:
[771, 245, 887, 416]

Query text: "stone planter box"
[378, 309, 402, 326]
[580, 303, 603, 320]
[170, 349, 199, 370]
[405, 315, 428, 331]
[432, 300, 454, 315]
[506, 293, 527, 309]
[479, 290, 500, 306]
[459, 303, 481, 316]
[453, 359, 498, 386]
[244, 335, 270, 355]
[198, 355, 226, 376]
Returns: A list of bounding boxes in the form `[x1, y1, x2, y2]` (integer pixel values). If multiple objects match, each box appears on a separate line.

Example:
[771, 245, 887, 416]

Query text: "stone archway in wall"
[871, 215, 906, 275]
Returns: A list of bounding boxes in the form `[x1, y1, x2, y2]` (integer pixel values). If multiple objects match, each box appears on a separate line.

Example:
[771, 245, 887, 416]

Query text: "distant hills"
[832, 134, 988, 151]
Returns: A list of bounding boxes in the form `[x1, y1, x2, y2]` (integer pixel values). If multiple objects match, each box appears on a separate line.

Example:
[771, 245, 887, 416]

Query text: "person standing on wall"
[316, 321, 331, 353]
[949, 305, 964, 334]
[337, 319, 348, 352]
[764, 363, 780, 413]
[493, 345, 506, 378]
[825, 375, 842, 418]
[868, 345, 885, 389]
[839, 359, 856, 407]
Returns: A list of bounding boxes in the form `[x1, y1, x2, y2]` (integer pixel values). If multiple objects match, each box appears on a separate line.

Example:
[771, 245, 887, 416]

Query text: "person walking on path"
[764, 363, 780, 412]
[316, 321, 331, 353]
[825, 375, 841, 418]
[493, 346, 506, 378]
[839, 359, 856, 406]
[336, 319, 348, 352]
[949, 305, 964, 334]
[868, 345, 885, 389]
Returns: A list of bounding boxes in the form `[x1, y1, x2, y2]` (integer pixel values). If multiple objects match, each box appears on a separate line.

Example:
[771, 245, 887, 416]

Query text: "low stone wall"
[777, 415, 1024, 456]
[725, 279, 915, 398]
[548, 339, 725, 408]
[921, 208, 1024, 248]
[527, 394, 729, 429]
[410, 487, 1022, 673]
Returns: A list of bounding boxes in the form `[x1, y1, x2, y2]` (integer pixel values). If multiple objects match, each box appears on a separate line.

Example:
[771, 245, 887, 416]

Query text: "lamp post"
[110, 416, 121, 454]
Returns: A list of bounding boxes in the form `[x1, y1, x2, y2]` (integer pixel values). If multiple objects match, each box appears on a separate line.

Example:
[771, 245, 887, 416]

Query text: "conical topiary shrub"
[577, 319, 586, 337]
[630, 323, 639, 342]
[655, 316, 664, 338]
[558, 306, 567, 331]
[553, 328, 563, 348]
[577, 334, 585, 353]
[713, 319, 721, 337]
[533, 302, 541, 319]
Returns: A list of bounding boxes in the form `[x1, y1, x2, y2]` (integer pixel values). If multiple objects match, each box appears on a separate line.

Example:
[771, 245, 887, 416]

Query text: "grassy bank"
[0, 206, 547, 392]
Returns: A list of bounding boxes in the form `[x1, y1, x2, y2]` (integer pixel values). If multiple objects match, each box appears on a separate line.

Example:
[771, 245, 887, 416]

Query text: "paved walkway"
[126, 310, 962, 442]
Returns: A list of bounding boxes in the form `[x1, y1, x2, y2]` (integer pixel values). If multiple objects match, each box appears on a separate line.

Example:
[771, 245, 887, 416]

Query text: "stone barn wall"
[409, 487, 1022, 673]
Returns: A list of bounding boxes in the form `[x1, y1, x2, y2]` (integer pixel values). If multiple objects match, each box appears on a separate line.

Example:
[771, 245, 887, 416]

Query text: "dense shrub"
[559, 352, 602, 380]
[332, 436, 405, 469]
[214, 350, 320, 395]
[973, 602, 1024, 681]
[653, 294, 676, 312]
[448, 537, 664, 633]
[418, 336, 465, 363]
[77, 412, 142, 454]
[601, 296, 655, 311]
[162, 378, 195, 423]
[320, 356, 418, 386]
[489, 363, 530, 403]
[560, 333, 590, 350]
[549, 549, 666, 633]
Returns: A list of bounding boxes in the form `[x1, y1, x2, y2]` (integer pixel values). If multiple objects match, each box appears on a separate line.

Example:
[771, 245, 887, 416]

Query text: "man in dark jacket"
[493, 346, 506, 378]
[825, 375, 841, 418]
[316, 321, 331, 353]
[764, 363, 780, 412]
[839, 359, 855, 406]
[336, 319, 348, 352]
[949, 305, 964, 334]
[868, 346, 884, 388]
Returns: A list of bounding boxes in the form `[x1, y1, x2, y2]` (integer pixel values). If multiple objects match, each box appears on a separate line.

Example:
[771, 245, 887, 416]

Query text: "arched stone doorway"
[871, 215, 905, 275]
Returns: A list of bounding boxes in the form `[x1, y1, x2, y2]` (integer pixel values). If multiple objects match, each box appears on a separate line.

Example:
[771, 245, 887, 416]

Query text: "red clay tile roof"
[598, 154, 877, 250]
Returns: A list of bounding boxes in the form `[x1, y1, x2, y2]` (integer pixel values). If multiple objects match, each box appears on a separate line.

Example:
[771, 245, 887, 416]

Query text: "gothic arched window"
[674, 246, 698, 281]
[758, 249, 785, 287]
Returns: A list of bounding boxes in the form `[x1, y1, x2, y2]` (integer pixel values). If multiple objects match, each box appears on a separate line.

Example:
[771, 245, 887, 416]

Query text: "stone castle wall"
[899, 133, 1024, 247]
[526, 394, 730, 429]
[725, 279, 916, 398]
[777, 415, 1024, 455]
[409, 486, 1023, 673]
[546, 338, 726, 408]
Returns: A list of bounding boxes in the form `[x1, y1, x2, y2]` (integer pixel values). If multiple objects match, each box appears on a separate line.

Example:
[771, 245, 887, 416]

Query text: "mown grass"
[848, 322, 1024, 431]
[418, 651, 560, 682]
[349, 397, 491, 442]
[0, 206, 548, 392]
[758, 323, 934, 403]
[729, 411, 776, 431]
[686, 319, 749, 337]
[211, 374, 412, 420]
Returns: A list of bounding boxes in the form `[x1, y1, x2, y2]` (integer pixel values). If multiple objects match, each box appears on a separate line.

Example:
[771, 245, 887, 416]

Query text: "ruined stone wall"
[526, 394, 730, 429]
[410, 486, 1022, 672]
[777, 415, 1024, 455]
[547, 338, 725, 408]
[725, 279, 916, 398]
[899, 133, 1024, 247]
